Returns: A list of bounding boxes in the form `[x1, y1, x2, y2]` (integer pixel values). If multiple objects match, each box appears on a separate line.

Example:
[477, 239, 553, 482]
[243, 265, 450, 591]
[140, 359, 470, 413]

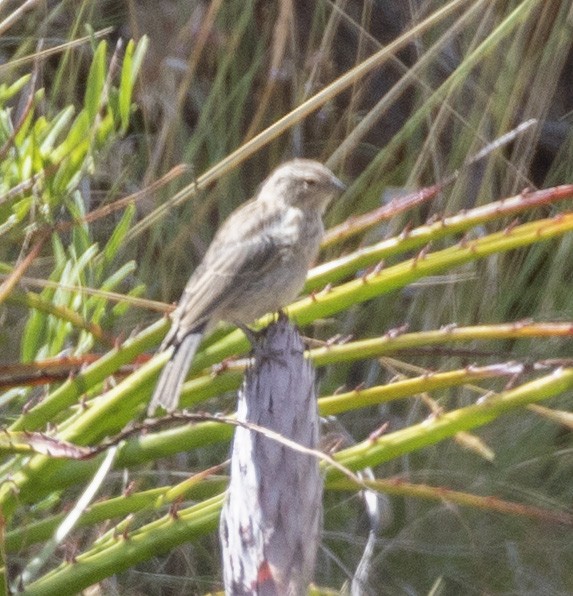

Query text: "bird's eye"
[304, 178, 318, 187]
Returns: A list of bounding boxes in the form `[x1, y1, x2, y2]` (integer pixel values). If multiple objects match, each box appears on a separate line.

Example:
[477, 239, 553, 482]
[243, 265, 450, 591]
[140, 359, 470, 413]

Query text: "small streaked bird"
[148, 159, 345, 415]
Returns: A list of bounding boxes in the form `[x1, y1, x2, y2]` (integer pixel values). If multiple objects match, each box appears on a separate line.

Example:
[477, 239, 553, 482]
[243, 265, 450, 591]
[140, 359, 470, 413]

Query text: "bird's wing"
[165, 200, 288, 346]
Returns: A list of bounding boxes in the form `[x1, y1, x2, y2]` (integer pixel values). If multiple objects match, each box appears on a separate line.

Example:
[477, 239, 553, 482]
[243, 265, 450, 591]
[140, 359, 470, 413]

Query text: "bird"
[148, 158, 345, 415]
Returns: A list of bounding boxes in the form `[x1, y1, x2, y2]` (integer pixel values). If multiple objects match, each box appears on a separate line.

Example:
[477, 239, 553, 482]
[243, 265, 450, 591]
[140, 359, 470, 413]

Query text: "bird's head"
[257, 159, 346, 214]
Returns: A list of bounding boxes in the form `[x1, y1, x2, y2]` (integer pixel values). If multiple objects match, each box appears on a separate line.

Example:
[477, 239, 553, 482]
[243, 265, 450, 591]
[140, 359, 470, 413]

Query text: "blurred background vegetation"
[1, 1, 573, 594]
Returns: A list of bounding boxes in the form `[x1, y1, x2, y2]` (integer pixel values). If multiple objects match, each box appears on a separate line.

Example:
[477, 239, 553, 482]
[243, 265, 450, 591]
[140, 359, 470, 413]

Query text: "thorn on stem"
[412, 243, 431, 266]
[169, 498, 183, 520]
[372, 260, 385, 276]
[400, 222, 412, 239]
[385, 324, 409, 338]
[503, 219, 519, 235]
[368, 422, 389, 442]
[123, 481, 136, 497]
[211, 358, 232, 376]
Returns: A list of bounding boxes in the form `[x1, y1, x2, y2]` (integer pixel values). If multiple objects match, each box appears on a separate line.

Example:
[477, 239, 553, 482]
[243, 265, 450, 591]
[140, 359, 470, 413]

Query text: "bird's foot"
[234, 321, 263, 345]
[234, 321, 287, 366]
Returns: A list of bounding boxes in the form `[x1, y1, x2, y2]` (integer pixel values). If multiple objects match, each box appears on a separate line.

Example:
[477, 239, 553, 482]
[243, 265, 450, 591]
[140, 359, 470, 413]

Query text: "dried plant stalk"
[220, 317, 323, 595]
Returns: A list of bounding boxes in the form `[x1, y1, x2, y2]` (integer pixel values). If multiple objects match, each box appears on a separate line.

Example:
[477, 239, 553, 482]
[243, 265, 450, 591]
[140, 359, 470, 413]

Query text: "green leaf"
[21, 307, 47, 363]
[13, 105, 35, 149]
[119, 36, 148, 132]
[51, 109, 89, 164]
[84, 41, 107, 122]
[102, 204, 135, 264]
[39, 106, 75, 156]
[0, 75, 31, 104]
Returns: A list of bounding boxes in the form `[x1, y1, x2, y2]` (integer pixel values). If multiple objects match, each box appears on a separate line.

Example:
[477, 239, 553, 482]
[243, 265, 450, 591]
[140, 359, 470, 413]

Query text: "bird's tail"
[148, 331, 204, 415]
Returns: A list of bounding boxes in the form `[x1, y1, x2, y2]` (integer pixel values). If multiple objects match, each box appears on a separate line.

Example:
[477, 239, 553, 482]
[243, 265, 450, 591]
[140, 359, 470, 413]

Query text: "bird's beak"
[331, 176, 346, 193]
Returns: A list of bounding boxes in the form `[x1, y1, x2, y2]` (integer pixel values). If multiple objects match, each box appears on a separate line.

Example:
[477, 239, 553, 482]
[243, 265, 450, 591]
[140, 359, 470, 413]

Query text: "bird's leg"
[234, 307, 289, 345]
[276, 309, 289, 323]
[234, 318, 287, 366]
[234, 321, 264, 346]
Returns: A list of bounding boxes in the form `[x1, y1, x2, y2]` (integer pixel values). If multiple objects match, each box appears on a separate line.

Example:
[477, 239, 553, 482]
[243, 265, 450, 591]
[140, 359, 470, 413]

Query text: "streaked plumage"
[148, 159, 345, 414]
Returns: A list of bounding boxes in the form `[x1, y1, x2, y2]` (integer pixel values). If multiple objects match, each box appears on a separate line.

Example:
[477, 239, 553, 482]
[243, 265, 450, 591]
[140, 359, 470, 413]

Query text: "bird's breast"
[278, 206, 305, 244]
[273, 207, 322, 257]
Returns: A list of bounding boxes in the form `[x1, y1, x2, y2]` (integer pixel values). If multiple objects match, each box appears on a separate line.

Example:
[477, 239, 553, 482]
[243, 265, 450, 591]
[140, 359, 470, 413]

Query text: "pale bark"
[220, 317, 322, 595]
